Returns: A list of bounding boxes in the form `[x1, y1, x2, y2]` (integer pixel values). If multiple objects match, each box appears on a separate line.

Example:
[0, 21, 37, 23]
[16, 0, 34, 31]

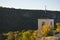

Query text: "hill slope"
[0, 7, 60, 33]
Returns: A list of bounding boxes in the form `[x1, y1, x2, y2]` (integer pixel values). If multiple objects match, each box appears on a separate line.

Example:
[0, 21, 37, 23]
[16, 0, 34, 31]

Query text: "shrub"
[40, 23, 53, 37]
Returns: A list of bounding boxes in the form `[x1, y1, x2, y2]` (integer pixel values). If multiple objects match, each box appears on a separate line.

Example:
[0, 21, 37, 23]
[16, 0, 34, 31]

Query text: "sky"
[0, 0, 60, 11]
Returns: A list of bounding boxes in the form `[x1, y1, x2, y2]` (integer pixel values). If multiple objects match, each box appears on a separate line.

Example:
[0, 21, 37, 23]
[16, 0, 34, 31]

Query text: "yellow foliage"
[56, 26, 60, 33]
[56, 23, 60, 33]
[30, 30, 37, 40]
[3, 30, 38, 40]
[40, 22, 52, 37]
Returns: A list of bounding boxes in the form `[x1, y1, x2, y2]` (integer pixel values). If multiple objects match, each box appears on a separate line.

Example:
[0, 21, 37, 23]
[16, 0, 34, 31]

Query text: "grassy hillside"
[0, 7, 60, 33]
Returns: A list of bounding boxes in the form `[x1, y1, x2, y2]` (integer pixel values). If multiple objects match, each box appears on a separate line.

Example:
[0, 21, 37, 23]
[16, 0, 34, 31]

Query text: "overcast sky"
[0, 0, 60, 11]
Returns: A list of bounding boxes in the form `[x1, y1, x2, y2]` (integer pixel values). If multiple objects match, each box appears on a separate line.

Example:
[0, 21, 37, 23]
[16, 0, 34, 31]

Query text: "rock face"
[40, 36, 58, 40]
[55, 33, 60, 40]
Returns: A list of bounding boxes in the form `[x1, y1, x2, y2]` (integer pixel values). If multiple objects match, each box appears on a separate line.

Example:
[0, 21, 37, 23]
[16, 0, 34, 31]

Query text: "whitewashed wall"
[38, 19, 54, 39]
